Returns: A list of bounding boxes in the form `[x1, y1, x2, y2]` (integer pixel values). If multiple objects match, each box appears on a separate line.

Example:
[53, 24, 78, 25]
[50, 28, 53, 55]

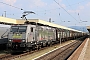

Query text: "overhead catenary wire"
[0, 1, 37, 19]
[33, 0, 87, 13]
[78, 13, 82, 21]
[0, 2, 23, 10]
[0, 0, 87, 14]
[53, 0, 89, 26]
[53, 0, 79, 22]
[65, 0, 77, 20]
[65, 0, 76, 23]
[78, 13, 87, 26]
[58, 9, 64, 23]
[0, 1, 85, 17]
[65, 0, 88, 26]
[0, 1, 44, 18]
[66, 0, 88, 7]
[65, 0, 73, 10]
[0, 0, 88, 25]
[26, 0, 88, 25]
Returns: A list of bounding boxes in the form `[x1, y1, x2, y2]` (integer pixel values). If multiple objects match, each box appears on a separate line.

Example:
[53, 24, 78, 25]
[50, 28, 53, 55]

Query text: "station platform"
[78, 38, 90, 60]
[68, 38, 90, 60]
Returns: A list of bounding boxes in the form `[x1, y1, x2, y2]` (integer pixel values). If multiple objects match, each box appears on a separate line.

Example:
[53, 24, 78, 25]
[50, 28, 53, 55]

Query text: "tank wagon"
[0, 27, 10, 50]
[7, 19, 87, 52]
[0, 38, 8, 50]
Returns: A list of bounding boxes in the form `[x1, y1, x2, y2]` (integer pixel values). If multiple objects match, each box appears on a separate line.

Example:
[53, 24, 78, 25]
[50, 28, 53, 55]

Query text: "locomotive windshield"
[10, 26, 27, 32]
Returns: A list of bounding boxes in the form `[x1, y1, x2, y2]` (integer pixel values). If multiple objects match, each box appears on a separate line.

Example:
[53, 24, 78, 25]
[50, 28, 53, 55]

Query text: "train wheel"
[26, 47, 29, 52]
[36, 45, 39, 50]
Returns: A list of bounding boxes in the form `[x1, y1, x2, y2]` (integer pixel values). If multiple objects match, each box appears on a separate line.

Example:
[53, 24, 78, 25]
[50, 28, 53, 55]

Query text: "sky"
[0, 0, 90, 27]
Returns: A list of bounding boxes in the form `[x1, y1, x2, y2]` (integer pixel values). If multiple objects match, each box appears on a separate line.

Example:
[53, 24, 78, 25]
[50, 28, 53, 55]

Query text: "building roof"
[17, 19, 83, 32]
[87, 26, 90, 33]
[0, 16, 83, 33]
[0, 16, 16, 24]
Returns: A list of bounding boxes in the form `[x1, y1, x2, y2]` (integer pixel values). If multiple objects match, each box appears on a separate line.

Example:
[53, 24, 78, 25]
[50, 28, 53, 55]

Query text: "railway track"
[0, 43, 60, 60]
[0, 48, 45, 60]
[0, 40, 74, 60]
[0, 38, 85, 60]
[68, 38, 88, 60]
[0, 54, 12, 60]
[34, 40, 83, 60]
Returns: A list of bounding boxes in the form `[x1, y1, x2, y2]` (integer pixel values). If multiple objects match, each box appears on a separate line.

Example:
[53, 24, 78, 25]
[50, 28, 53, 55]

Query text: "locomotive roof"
[0, 16, 84, 33]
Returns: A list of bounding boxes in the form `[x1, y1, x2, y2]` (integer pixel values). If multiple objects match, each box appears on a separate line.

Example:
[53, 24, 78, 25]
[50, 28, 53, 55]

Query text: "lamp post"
[4, 11, 6, 17]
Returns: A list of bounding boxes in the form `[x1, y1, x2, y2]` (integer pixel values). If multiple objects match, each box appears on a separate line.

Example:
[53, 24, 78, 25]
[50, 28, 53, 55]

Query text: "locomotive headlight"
[17, 34, 19, 35]
[9, 40, 12, 42]
[31, 42, 32, 43]
[35, 42, 37, 44]
[22, 40, 25, 42]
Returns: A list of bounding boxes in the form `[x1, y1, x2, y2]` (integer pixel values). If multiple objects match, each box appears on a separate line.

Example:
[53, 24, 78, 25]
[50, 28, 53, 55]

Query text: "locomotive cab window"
[10, 26, 27, 32]
[31, 27, 33, 32]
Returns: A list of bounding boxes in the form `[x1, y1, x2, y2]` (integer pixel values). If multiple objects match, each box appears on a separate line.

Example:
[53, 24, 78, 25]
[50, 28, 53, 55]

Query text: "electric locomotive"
[7, 23, 56, 52]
